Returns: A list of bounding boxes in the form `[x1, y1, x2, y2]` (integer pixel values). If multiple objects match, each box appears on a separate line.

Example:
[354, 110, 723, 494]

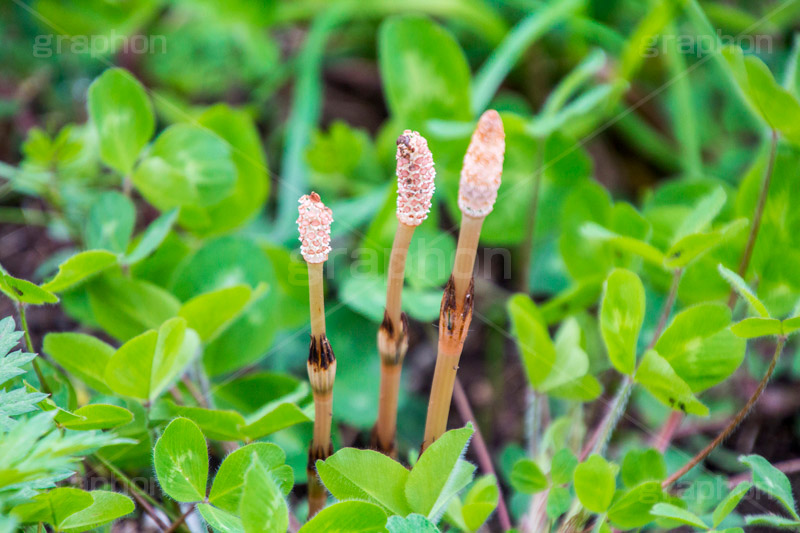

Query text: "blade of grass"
[567, 16, 627, 54]
[273, 0, 507, 45]
[664, 23, 703, 177]
[471, 0, 585, 114]
[782, 33, 800, 95]
[612, 103, 681, 171]
[541, 49, 607, 117]
[274, 9, 344, 242]
[683, 0, 761, 125]
[619, 0, 676, 81]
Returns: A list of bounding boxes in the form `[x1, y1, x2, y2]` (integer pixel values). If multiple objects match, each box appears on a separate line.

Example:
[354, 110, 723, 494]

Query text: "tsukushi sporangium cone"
[422, 110, 505, 452]
[372, 130, 436, 456]
[297, 192, 336, 519]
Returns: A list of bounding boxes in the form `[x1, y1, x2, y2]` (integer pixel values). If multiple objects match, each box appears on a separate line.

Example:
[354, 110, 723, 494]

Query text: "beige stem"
[374, 363, 402, 456]
[312, 390, 333, 453]
[452, 214, 483, 304]
[372, 222, 415, 455]
[385, 222, 415, 327]
[422, 213, 484, 451]
[308, 389, 333, 519]
[422, 346, 461, 450]
[308, 262, 325, 340]
[305, 260, 333, 519]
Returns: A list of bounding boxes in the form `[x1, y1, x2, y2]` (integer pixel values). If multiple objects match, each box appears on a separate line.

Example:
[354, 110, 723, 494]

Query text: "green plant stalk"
[518, 144, 544, 294]
[613, 103, 681, 171]
[524, 389, 543, 457]
[663, 336, 787, 488]
[17, 302, 51, 395]
[520, 144, 550, 531]
[581, 268, 682, 459]
[582, 375, 634, 459]
[122, 174, 132, 197]
[728, 129, 778, 307]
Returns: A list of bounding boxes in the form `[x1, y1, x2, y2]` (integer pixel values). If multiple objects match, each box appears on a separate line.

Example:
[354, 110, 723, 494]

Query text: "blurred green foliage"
[2, 0, 800, 530]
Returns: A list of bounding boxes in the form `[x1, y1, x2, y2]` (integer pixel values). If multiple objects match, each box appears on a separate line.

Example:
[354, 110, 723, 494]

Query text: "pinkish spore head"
[297, 192, 333, 263]
[458, 110, 505, 218]
[395, 130, 435, 226]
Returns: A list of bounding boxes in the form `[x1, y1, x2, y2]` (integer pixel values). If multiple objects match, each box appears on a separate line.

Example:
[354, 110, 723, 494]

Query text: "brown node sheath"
[377, 310, 409, 365]
[371, 219, 416, 456]
[440, 276, 475, 347]
[306, 333, 336, 519]
[421, 112, 503, 452]
[308, 333, 335, 373]
[422, 275, 475, 451]
[371, 310, 409, 456]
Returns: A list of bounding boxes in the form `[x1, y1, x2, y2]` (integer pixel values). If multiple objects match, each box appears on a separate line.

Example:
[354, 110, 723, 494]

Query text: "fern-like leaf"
[0, 388, 47, 431]
[0, 317, 43, 431]
[0, 317, 33, 388]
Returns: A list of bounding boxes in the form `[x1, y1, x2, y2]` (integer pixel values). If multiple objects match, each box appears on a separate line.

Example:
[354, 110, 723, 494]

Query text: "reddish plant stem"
[453, 378, 512, 532]
[728, 129, 778, 308]
[289, 513, 302, 533]
[659, 134, 778, 452]
[646, 269, 684, 451]
[129, 483, 170, 530]
[164, 505, 194, 533]
[654, 411, 683, 452]
[181, 375, 208, 408]
[653, 410, 683, 453]
[168, 387, 183, 404]
[92, 456, 172, 530]
[662, 336, 786, 489]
